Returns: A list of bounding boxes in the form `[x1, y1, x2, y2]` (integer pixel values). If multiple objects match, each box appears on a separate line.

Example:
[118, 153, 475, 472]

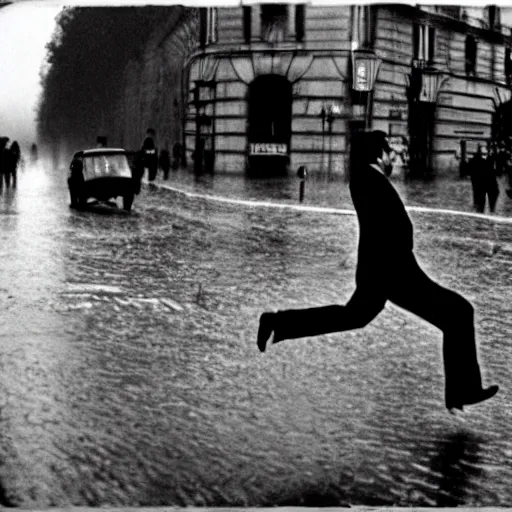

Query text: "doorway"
[246, 74, 292, 176]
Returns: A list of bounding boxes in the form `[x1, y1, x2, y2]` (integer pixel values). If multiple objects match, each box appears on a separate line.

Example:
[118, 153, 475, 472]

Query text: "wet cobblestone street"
[0, 163, 510, 507]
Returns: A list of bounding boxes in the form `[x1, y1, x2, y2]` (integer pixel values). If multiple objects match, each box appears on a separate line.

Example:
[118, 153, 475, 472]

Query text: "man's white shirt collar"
[370, 163, 385, 175]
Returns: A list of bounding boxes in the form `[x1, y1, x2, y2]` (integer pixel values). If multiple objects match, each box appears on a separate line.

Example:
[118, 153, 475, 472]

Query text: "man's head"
[365, 130, 393, 175]
[96, 135, 107, 148]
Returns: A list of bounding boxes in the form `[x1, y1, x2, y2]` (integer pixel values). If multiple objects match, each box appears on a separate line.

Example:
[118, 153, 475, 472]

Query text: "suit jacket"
[350, 164, 414, 283]
[468, 155, 498, 190]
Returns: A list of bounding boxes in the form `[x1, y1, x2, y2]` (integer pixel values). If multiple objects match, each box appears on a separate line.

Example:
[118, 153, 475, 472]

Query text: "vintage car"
[68, 148, 136, 212]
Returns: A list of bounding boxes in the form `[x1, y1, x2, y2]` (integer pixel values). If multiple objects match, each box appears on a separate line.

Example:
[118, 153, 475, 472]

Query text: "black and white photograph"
[0, 0, 511, 507]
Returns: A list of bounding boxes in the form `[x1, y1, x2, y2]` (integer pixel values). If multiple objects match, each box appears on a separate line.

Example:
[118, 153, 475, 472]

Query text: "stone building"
[114, 7, 199, 157]
[184, 4, 512, 177]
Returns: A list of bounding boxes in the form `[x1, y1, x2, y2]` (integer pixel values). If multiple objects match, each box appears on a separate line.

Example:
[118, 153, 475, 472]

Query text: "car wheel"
[77, 194, 87, 209]
[123, 193, 134, 212]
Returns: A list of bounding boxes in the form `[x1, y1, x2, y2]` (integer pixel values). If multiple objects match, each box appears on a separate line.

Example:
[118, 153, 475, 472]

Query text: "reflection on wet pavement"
[0, 162, 510, 506]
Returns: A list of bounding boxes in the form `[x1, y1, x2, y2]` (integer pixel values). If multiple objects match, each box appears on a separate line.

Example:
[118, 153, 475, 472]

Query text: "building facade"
[184, 4, 512, 177]
[114, 7, 199, 157]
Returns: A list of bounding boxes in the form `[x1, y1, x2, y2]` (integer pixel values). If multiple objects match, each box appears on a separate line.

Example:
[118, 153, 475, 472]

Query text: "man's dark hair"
[366, 130, 391, 163]
[352, 130, 391, 166]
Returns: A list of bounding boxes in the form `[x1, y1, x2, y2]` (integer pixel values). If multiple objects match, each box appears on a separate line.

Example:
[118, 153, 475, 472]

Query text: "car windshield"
[82, 154, 132, 180]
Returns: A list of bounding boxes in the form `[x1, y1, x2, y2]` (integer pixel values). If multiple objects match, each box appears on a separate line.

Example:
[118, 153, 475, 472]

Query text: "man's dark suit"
[270, 163, 485, 409]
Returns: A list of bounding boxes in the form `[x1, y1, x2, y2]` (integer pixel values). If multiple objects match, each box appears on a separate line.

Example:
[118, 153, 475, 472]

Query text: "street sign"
[249, 143, 288, 155]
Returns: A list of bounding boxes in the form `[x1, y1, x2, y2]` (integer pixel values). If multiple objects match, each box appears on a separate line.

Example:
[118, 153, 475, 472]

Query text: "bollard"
[297, 165, 308, 203]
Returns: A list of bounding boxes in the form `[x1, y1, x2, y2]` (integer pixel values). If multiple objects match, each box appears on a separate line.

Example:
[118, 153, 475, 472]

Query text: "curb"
[143, 179, 512, 225]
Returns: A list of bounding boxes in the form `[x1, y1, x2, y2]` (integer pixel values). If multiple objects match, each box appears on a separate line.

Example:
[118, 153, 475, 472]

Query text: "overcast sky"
[0, 2, 62, 147]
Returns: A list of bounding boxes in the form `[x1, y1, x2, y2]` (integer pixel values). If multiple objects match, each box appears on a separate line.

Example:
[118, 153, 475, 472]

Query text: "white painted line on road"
[160, 298, 184, 312]
[155, 182, 355, 215]
[407, 206, 512, 224]
[65, 284, 124, 294]
[155, 182, 512, 225]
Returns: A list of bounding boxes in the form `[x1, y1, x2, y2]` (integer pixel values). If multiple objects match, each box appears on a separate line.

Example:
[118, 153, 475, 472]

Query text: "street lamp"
[349, 48, 381, 179]
[418, 66, 444, 103]
[351, 48, 381, 93]
[351, 48, 381, 131]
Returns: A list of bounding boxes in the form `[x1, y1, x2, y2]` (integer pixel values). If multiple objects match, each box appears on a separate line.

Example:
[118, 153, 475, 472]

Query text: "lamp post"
[320, 103, 342, 175]
[349, 48, 381, 179]
[421, 66, 443, 176]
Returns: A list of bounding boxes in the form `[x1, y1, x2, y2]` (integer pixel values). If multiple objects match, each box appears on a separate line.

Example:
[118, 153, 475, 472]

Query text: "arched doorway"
[246, 74, 292, 176]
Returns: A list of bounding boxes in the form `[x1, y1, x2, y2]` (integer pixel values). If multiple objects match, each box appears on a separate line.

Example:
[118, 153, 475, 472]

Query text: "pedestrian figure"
[504, 152, 512, 200]
[389, 135, 409, 177]
[96, 135, 108, 148]
[257, 130, 498, 414]
[0, 137, 9, 189]
[159, 148, 171, 180]
[68, 151, 84, 208]
[141, 129, 158, 182]
[30, 143, 38, 165]
[468, 144, 499, 213]
[4, 140, 21, 188]
[172, 142, 182, 170]
[132, 149, 145, 195]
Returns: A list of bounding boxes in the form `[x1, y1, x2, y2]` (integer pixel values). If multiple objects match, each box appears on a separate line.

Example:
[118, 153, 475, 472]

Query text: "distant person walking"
[68, 151, 84, 208]
[0, 137, 9, 188]
[4, 140, 21, 188]
[96, 135, 108, 148]
[468, 144, 499, 213]
[30, 143, 38, 165]
[172, 142, 183, 170]
[257, 130, 499, 414]
[504, 153, 512, 200]
[159, 148, 171, 180]
[141, 129, 158, 182]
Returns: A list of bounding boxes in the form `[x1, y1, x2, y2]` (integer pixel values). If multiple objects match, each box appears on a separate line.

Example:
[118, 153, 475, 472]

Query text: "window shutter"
[413, 23, 420, 60]
[211, 8, 218, 43]
[505, 47, 512, 84]
[363, 5, 371, 48]
[428, 26, 435, 64]
[488, 6, 496, 29]
[199, 8, 207, 48]
[243, 6, 252, 44]
[295, 4, 305, 43]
